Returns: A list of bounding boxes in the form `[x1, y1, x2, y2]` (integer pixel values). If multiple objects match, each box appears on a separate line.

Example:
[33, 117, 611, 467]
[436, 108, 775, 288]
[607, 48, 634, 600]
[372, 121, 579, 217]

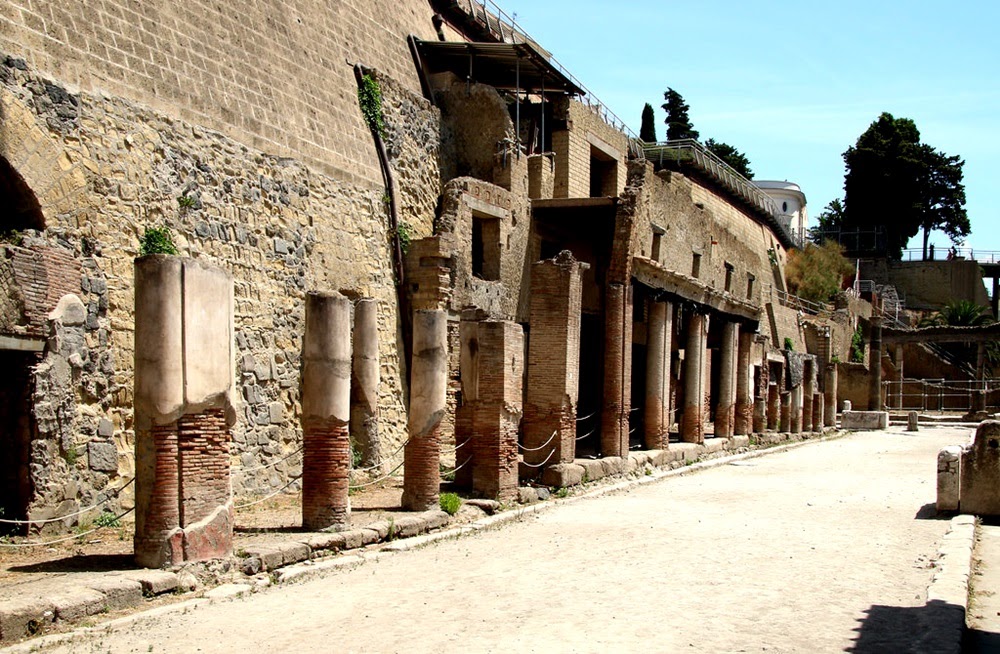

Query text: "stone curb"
[0, 430, 846, 649]
[916, 515, 977, 653]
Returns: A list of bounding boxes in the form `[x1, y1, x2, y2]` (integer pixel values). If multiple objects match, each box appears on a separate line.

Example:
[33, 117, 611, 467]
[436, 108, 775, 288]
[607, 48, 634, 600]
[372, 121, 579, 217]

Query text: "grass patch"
[439, 492, 461, 516]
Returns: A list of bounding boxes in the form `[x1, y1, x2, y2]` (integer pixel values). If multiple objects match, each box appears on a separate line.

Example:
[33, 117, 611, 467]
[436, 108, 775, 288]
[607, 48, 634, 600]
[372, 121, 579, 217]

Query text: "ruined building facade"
[0, 1, 861, 528]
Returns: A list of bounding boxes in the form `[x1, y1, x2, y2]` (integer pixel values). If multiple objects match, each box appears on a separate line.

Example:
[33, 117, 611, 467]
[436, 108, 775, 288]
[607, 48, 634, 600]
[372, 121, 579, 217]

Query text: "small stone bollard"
[907, 411, 919, 431]
[936, 445, 962, 512]
[842, 400, 852, 413]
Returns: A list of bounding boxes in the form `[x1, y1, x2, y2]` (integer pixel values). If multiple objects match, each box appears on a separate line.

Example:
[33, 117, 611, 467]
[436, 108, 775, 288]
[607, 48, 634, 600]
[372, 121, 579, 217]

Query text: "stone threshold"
[0, 427, 840, 647]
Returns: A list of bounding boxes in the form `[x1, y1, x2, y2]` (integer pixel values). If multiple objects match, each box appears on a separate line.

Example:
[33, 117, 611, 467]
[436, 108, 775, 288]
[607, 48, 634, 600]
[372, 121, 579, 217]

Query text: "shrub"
[439, 492, 461, 516]
[94, 511, 121, 528]
[139, 226, 178, 256]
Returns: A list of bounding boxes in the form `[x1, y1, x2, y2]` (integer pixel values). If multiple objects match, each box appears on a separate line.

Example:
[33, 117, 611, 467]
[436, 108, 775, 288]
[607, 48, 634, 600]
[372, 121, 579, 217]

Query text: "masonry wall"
[0, 45, 440, 517]
[552, 97, 629, 199]
[860, 258, 991, 311]
[0, 0, 442, 187]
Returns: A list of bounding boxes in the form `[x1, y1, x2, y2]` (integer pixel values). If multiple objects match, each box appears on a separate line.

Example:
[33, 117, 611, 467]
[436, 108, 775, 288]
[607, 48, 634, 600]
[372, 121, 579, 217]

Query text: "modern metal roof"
[412, 39, 586, 96]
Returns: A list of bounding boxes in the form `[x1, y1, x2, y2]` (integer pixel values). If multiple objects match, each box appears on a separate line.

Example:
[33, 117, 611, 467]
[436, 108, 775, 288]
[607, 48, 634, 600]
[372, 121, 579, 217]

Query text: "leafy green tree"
[704, 138, 753, 179]
[661, 88, 699, 141]
[919, 300, 993, 327]
[808, 198, 846, 244]
[784, 239, 854, 303]
[841, 112, 968, 259]
[639, 103, 657, 142]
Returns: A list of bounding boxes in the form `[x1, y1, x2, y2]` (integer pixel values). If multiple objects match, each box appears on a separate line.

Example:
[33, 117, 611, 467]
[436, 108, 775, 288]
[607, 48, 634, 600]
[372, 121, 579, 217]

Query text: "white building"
[754, 180, 808, 246]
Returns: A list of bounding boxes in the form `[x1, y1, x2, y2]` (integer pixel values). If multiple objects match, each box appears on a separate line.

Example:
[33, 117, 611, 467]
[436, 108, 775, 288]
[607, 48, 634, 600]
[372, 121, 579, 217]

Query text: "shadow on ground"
[915, 502, 955, 520]
[850, 601, 964, 653]
[9, 553, 138, 574]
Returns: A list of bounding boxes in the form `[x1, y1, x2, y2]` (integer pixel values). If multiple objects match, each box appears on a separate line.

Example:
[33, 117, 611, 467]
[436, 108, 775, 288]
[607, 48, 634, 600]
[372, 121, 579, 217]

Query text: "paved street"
[14, 426, 970, 653]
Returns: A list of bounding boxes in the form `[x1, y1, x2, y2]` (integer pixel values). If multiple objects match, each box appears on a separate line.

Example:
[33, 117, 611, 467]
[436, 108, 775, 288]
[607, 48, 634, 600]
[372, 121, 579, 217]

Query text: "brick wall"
[1, 243, 81, 336]
[551, 97, 629, 199]
[0, 0, 442, 187]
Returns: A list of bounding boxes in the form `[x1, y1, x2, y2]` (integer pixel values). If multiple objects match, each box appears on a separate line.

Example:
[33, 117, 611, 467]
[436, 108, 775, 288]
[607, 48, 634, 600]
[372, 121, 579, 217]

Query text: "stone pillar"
[812, 393, 823, 432]
[790, 385, 803, 434]
[779, 392, 791, 433]
[460, 318, 523, 501]
[894, 345, 905, 409]
[134, 256, 235, 568]
[753, 398, 766, 433]
[681, 312, 708, 444]
[716, 321, 738, 439]
[602, 282, 632, 457]
[644, 299, 671, 450]
[801, 362, 814, 433]
[936, 445, 962, 512]
[350, 298, 380, 468]
[735, 330, 753, 436]
[907, 411, 919, 431]
[524, 252, 586, 468]
[868, 317, 883, 411]
[824, 364, 838, 428]
[301, 292, 352, 531]
[402, 310, 447, 511]
[767, 384, 780, 431]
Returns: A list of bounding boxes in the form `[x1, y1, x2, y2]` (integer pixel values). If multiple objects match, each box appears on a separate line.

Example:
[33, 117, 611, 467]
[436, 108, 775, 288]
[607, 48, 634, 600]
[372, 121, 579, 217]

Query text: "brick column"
[350, 298, 380, 468]
[824, 363, 838, 428]
[133, 256, 235, 568]
[716, 321, 738, 439]
[812, 393, 824, 432]
[869, 317, 883, 411]
[779, 391, 791, 433]
[402, 310, 448, 511]
[464, 321, 523, 501]
[681, 312, 708, 444]
[602, 282, 631, 457]
[644, 299, 671, 450]
[301, 292, 352, 531]
[735, 330, 753, 435]
[767, 384, 780, 431]
[524, 252, 586, 468]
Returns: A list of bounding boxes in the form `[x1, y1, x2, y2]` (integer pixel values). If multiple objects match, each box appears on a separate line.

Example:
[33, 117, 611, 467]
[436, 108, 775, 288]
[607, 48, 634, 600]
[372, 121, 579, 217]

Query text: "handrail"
[900, 248, 1000, 264]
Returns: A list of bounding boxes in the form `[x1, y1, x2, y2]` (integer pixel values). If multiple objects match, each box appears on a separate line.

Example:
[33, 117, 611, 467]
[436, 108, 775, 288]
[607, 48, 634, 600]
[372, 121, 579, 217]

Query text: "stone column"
[824, 364, 838, 428]
[350, 298, 380, 468]
[402, 310, 448, 511]
[134, 256, 235, 568]
[644, 299, 671, 450]
[602, 282, 631, 457]
[868, 317, 883, 411]
[753, 398, 767, 433]
[812, 393, 823, 432]
[735, 330, 753, 435]
[768, 384, 780, 431]
[715, 321, 738, 439]
[790, 385, 803, 434]
[301, 292, 352, 531]
[801, 362, 814, 433]
[524, 252, 586, 468]
[681, 312, 708, 444]
[779, 391, 791, 433]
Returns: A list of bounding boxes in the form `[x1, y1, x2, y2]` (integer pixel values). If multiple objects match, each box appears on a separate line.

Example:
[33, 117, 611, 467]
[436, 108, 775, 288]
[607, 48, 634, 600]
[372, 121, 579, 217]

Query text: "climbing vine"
[357, 73, 385, 137]
[850, 324, 865, 363]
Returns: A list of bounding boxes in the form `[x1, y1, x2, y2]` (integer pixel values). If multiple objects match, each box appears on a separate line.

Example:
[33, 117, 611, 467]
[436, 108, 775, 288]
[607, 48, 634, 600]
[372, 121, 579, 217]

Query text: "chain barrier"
[0, 508, 135, 549]
[0, 478, 136, 526]
[517, 430, 557, 452]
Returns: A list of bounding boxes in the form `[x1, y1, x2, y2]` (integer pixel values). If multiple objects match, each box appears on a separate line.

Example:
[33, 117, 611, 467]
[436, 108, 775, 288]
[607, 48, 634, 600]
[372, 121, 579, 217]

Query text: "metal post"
[540, 78, 545, 154]
[515, 54, 520, 157]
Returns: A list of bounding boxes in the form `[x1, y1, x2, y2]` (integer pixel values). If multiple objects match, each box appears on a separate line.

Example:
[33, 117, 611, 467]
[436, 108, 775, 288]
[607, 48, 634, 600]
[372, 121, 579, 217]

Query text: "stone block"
[422, 510, 450, 531]
[841, 411, 889, 430]
[536, 463, 584, 490]
[960, 421, 1000, 515]
[122, 570, 178, 596]
[937, 446, 962, 512]
[242, 546, 283, 571]
[729, 435, 751, 449]
[87, 440, 118, 472]
[577, 459, 604, 482]
[341, 529, 366, 550]
[97, 418, 114, 437]
[49, 587, 106, 621]
[907, 411, 919, 431]
[518, 487, 540, 503]
[302, 531, 346, 552]
[391, 516, 428, 539]
[82, 576, 143, 611]
[276, 541, 311, 565]
[0, 595, 55, 642]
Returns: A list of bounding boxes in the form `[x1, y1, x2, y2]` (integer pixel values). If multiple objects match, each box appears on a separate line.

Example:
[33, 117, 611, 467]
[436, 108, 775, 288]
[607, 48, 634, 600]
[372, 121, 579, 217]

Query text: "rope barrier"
[349, 459, 406, 490]
[575, 428, 596, 441]
[519, 447, 556, 469]
[518, 430, 557, 452]
[439, 456, 473, 478]
[439, 438, 470, 456]
[351, 437, 410, 473]
[0, 508, 135, 549]
[234, 447, 303, 475]
[0, 478, 136, 526]
[575, 410, 597, 422]
[234, 475, 302, 509]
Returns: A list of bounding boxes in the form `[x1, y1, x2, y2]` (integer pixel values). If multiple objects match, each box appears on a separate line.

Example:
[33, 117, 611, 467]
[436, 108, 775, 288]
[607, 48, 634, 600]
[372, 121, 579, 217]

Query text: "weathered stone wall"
[860, 258, 990, 311]
[552, 97, 628, 199]
[0, 52, 437, 517]
[0, 0, 442, 186]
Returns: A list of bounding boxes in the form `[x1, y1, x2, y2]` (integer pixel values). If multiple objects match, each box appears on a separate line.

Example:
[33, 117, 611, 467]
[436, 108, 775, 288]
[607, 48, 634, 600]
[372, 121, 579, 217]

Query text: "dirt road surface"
[13, 426, 970, 653]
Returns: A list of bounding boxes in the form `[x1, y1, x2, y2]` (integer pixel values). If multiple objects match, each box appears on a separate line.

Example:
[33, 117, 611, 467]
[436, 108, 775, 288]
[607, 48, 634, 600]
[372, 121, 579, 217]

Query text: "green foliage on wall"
[139, 226, 179, 256]
[357, 74, 386, 137]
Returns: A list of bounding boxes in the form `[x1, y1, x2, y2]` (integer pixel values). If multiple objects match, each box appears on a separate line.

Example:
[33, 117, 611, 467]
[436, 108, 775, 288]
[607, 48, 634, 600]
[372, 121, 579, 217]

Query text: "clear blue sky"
[505, 1, 1000, 254]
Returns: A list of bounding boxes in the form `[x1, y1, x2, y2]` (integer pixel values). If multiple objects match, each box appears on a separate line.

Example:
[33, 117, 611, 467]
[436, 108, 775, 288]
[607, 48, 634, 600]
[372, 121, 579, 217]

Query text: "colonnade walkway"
[21, 426, 973, 653]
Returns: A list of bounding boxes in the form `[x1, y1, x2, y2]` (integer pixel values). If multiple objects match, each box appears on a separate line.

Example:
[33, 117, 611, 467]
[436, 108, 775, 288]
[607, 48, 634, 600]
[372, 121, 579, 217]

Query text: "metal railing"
[463, 0, 640, 144]
[642, 139, 798, 246]
[882, 379, 1000, 413]
[900, 248, 1000, 264]
[771, 286, 831, 316]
